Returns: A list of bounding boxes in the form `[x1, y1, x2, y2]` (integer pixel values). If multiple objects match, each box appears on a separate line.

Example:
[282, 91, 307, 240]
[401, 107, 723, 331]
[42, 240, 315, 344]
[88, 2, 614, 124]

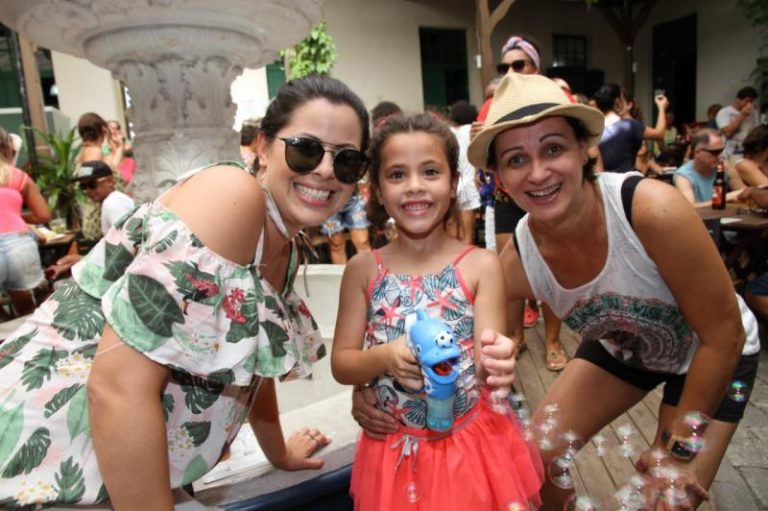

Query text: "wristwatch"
[661, 429, 696, 462]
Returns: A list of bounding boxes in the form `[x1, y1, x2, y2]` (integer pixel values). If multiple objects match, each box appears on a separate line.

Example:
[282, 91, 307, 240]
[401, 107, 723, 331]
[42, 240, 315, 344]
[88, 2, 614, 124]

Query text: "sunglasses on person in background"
[496, 59, 529, 74]
[700, 147, 724, 156]
[278, 136, 369, 184]
[79, 177, 107, 190]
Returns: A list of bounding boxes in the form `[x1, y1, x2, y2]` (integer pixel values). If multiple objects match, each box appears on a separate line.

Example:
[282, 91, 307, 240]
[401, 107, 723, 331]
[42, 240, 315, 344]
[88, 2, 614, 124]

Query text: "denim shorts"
[0, 231, 45, 292]
[747, 272, 768, 297]
[321, 192, 370, 235]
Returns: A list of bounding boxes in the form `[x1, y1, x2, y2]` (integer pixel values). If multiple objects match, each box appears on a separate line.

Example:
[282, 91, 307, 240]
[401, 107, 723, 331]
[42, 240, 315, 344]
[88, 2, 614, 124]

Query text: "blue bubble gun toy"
[406, 309, 462, 432]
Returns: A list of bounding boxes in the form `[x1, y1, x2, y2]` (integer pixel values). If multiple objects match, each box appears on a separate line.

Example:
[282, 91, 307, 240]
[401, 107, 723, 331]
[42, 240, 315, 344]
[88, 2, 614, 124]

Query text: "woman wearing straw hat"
[478, 35, 570, 373]
[467, 72, 759, 510]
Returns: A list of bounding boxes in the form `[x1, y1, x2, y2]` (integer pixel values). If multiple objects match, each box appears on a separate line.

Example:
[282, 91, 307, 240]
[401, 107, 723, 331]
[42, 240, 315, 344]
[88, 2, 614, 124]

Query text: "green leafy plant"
[28, 127, 82, 229]
[283, 22, 337, 79]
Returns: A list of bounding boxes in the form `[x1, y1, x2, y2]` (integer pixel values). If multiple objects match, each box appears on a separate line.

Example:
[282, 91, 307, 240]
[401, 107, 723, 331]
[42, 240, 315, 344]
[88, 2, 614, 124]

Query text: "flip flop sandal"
[523, 305, 539, 328]
[545, 349, 569, 371]
[514, 341, 528, 358]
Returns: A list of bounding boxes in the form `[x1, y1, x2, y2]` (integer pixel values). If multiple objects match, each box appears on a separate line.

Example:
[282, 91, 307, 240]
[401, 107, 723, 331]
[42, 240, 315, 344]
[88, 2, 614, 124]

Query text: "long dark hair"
[593, 83, 622, 114]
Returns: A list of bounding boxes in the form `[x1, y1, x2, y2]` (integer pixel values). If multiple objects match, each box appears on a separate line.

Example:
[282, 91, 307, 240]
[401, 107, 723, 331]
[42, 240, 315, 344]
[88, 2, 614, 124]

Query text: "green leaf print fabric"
[0, 193, 325, 506]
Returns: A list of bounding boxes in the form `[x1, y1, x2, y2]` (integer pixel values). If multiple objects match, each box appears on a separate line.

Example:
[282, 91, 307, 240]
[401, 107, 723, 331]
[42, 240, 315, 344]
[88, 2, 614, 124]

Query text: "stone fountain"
[0, 0, 322, 201]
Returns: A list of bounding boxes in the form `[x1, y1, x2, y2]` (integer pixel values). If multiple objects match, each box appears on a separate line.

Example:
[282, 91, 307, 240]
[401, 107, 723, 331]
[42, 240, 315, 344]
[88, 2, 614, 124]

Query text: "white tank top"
[516, 172, 759, 374]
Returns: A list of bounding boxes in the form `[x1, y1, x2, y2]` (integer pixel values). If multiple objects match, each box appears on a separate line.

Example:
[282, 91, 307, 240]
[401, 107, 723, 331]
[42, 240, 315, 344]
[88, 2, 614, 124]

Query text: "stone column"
[85, 26, 259, 200]
[0, 0, 322, 201]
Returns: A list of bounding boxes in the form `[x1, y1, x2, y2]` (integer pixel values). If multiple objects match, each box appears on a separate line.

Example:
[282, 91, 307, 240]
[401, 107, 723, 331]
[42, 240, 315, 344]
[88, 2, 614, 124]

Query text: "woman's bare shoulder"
[161, 165, 264, 265]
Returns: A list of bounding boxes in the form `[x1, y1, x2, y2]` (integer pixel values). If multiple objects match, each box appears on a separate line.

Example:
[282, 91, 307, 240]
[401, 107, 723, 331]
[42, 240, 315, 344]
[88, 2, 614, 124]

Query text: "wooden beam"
[475, 0, 517, 90]
[629, 0, 659, 41]
[489, 0, 516, 31]
[598, 3, 628, 43]
[17, 36, 48, 136]
[598, 0, 657, 92]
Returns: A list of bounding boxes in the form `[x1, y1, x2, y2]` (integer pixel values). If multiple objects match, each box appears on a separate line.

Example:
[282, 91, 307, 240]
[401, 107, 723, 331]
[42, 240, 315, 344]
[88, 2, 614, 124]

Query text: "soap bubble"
[563, 494, 602, 510]
[727, 380, 749, 403]
[536, 418, 559, 452]
[627, 474, 646, 491]
[616, 423, 639, 458]
[592, 433, 607, 457]
[660, 486, 690, 509]
[404, 481, 420, 503]
[683, 411, 710, 430]
[509, 393, 531, 423]
[683, 411, 710, 453]
[646, 448, 669, 472]
[548, 455, 575, 490]
[609, 483, 647, 511]
[561, 430, 584, 459]
[491, 388, 513, 414]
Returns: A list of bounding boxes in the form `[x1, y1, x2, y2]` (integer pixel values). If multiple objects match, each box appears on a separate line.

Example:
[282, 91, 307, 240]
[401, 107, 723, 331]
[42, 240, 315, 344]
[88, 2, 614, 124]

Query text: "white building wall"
[492, 0, 625, 90]
[46, 0, 761, 133]
[50, 51, 124, 128]
[231, 67, 270, 131]
[634, 0, 761, 121]
[325, 0, 480, 113]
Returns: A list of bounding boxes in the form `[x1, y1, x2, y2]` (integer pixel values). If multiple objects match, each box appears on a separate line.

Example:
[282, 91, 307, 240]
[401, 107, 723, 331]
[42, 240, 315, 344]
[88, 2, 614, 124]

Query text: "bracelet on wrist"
[661, 428, 697, 462]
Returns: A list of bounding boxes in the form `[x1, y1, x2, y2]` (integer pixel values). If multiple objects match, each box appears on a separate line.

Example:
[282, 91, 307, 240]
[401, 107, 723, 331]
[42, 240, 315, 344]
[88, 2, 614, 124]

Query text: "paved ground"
[518, 321, 768, 510]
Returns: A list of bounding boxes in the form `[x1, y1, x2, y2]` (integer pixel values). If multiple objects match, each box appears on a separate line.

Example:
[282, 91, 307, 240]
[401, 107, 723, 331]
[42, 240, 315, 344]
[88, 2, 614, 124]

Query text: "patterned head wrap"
[500, 36, 540, 72]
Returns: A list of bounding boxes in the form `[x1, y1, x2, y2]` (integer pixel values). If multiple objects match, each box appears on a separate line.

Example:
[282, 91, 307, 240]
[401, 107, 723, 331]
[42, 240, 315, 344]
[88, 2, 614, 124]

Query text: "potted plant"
[29, 126, 82, 230]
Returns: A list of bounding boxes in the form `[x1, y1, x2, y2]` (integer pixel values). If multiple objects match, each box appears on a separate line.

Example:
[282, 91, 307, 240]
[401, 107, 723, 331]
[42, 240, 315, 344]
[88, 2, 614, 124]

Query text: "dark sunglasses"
[496, 59, 528, 74]
[278, 136, 368, 184]
[700, 147, 724, 156]
[79, 178, 106, 190]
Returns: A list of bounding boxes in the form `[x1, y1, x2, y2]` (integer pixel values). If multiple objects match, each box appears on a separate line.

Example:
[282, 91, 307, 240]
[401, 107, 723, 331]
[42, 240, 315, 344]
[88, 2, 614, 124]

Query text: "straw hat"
[467, 73, 604, 169]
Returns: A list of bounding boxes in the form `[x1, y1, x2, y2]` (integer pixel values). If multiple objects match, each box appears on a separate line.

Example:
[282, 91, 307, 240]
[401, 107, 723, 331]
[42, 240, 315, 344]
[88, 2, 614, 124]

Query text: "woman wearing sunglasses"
[478, 35, 570, 373]
[0, 75, 370, 508]
[470, 72, 759, 511]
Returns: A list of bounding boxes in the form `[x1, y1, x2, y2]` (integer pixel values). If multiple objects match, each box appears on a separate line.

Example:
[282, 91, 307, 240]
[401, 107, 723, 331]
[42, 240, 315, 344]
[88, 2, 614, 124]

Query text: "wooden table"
[697, 204, 768, 230]
[38, 232, 76, 267]
[697, 205, 768, 291]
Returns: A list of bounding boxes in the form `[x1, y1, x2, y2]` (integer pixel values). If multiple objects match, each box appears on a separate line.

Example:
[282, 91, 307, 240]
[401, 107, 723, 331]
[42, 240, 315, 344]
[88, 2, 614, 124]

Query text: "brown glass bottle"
[712, 161, 726, 210]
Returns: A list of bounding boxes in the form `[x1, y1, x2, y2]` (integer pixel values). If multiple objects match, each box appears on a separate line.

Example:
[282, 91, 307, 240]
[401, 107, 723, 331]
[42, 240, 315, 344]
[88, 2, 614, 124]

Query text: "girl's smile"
[377, 132, 456, 236]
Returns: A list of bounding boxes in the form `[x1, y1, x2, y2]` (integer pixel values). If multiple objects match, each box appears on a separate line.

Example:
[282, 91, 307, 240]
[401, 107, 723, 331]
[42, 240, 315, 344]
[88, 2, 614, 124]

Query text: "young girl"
[332, 113, 543, 510]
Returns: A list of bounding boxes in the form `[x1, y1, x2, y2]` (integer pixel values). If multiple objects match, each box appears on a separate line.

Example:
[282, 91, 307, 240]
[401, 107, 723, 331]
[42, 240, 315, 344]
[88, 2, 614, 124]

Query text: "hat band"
[493, 102, 560, 125]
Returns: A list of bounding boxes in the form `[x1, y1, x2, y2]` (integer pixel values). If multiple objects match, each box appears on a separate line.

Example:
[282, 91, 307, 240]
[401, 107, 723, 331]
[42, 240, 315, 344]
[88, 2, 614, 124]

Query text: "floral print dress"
[0, 181, 323, 507]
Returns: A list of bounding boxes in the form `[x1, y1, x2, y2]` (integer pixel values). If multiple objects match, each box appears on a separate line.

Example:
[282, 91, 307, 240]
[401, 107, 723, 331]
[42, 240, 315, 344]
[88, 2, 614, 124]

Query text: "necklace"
[260, 187, 290, 239]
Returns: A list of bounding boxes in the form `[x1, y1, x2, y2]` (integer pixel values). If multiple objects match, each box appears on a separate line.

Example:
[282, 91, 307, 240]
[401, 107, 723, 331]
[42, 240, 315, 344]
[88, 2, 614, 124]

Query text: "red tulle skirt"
[350, 395, 543, 510]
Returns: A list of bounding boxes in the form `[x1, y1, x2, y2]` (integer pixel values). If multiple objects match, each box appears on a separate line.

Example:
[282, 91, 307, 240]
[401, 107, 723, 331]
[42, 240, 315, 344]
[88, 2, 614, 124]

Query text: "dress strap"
[373, 249, 386, 272]
[452, 245, 477, 265]
[254, 230, 266, 266]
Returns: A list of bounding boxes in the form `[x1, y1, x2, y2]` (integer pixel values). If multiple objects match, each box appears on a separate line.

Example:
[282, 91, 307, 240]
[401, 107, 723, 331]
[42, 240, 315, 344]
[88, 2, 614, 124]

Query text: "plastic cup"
[50, 218, 66, 234]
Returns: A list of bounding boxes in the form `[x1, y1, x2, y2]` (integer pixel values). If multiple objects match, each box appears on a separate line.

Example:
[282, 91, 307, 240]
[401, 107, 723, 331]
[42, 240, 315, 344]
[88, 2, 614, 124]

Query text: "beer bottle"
[712, 161, 726, 210]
